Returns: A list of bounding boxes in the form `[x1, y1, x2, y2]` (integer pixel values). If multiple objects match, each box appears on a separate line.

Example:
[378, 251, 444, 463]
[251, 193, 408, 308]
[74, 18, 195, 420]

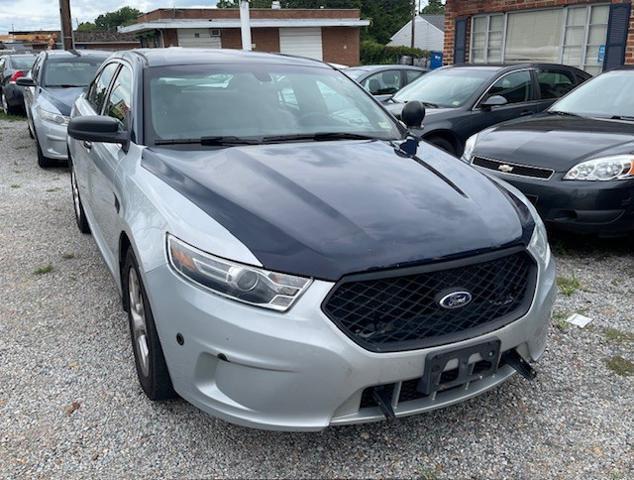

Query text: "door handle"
[82, 140, 92, 150]
[519, 110, 533, 116]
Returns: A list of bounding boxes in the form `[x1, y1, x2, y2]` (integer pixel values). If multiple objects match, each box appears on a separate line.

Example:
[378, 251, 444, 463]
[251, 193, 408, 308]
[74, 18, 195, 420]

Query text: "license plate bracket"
[418, 339, 501, 396]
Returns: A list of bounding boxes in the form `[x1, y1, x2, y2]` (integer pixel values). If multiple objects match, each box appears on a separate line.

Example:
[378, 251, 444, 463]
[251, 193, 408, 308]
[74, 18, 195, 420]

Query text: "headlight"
[36, 105, 69, 126]
[167, 234, 311, 312]
[528, 213, 550, 266]
[563, 155, 634, 181]
[461, 133, 478, 163]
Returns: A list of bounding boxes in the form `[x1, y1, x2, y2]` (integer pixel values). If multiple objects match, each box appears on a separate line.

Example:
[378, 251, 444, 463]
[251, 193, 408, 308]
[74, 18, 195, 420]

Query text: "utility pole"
[239, 0, 252, 51]
[59, 0, 74, 50]
[410, 0, 417, 49]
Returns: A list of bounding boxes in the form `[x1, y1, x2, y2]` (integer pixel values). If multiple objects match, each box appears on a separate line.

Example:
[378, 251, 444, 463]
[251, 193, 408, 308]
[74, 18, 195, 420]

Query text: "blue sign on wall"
[598, 45, 606, 63]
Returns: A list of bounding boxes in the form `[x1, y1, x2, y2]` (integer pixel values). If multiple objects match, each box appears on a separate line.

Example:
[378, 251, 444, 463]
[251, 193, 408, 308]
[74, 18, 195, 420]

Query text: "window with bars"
[470, 4, 610, 74]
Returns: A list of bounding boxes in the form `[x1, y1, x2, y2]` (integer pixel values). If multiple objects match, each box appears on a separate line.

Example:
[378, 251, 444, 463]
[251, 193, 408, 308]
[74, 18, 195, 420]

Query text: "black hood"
[477, 114, 634, 171]
[143, 140, 533, 280]
[40, 87, 85, 116]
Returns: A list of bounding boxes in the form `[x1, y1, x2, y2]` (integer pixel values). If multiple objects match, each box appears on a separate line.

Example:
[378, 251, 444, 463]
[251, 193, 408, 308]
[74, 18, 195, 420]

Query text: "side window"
[405, 70, 423, 84]
[537, 69, 576, 99]
[362, 70, 401, 95]
[483, 70, 533, 105]
[105, 67, 132, 130]
[87, 63, 119, 113]
[31, 55, 42, 83]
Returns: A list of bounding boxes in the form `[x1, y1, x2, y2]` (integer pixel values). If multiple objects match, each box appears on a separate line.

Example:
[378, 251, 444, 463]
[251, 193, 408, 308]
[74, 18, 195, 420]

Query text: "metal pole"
[410, 0, 416, 49]
[59, 0, 74, 49]
[240, 0, 252, 51]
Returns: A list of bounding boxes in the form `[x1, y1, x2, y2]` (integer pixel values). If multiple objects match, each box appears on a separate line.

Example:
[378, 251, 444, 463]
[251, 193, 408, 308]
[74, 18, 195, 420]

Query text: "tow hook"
[501, 349, 537, 381]
[371, 385, 396, 421]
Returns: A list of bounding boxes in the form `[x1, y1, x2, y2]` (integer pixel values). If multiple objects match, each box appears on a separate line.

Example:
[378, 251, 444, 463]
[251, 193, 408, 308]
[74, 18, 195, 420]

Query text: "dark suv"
[385, 63, 591, 156]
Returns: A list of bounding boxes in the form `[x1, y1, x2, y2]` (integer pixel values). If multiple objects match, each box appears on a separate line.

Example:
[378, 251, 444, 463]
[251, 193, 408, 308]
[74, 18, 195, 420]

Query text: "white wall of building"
[389, 16, 444, 51]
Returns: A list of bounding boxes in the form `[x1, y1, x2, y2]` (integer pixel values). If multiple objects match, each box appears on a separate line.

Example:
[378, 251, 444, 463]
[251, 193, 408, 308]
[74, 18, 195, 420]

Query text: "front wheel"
[123, 249, 176, 401]
[426, 135, 456, 156]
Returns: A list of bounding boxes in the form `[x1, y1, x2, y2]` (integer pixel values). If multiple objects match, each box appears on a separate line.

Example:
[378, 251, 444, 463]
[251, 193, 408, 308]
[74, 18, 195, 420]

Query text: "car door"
[23, 53, 42, 119]
[88, 63, 133, 261]
[470, 69, 541, 134]
[73, 62, 120, 220]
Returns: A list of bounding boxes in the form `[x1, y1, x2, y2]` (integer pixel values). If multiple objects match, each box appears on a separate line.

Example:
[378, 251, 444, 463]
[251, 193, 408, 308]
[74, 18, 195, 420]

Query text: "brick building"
[119, 8, 369, 66]
[5, 30, 140, 51]
[443, 0, 633, 74]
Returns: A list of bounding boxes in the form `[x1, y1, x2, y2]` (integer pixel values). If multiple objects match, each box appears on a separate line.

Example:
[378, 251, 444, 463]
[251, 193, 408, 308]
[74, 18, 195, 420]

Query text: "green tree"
[421, 0, 444, 15]
[94, 6, 143, 31]
[76, 21, 97, 32]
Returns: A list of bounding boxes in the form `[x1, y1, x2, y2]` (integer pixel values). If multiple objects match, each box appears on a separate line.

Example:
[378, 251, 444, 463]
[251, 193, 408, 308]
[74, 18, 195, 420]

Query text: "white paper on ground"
[566, 313, 593, 328]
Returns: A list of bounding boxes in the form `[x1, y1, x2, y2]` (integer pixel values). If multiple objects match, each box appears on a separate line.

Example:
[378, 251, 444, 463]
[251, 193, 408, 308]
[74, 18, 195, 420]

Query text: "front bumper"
[144, 252, 556, 431]
[33, 114, 68, 160]
[476, 169, 634, 235]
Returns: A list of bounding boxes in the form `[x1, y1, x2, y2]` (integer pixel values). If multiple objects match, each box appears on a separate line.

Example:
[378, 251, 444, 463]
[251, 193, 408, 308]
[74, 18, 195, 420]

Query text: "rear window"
[10, 56, 35, 70]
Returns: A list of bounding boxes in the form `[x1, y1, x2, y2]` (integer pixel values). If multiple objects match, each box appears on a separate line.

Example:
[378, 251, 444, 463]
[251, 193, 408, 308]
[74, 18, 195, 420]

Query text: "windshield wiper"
[421, 101, 440, 108]
[609, 115, 634, 122]
[261, 132, 383, 143]
[47, 84, 84, 88]
[547, 110, 581, 117]
[155, 136, 262, 146]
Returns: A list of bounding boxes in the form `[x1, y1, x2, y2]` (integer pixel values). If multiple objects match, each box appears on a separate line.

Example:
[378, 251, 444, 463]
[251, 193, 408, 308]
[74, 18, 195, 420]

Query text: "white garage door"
[279, 28, 323, 60]
[177, 29, 222, 48]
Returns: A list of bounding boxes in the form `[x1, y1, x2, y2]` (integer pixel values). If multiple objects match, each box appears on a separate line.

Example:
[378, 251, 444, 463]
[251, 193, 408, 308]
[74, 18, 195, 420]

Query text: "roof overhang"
[119, 18, 370, 34]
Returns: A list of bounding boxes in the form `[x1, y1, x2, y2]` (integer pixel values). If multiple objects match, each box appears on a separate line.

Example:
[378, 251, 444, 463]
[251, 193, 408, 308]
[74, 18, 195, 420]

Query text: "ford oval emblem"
[438, 291, 473, 309]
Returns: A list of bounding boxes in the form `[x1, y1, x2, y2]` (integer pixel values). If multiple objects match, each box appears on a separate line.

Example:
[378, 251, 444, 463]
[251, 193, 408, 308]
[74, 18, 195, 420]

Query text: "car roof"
[346, 65, 427, 72]
[447, 63, 585, 73]
[111, 47, 333, 69]
[42, 49, 111, 59]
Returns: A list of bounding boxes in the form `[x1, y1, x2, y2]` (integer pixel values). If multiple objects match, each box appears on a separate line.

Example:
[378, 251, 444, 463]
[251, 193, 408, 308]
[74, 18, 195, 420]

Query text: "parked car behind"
[17, 49, 109, 167]
[385, 64, 591, 156]
[344, 64, 427, 100]
[66, 48, 555, 431]
[464, 68, 634, 237]
[0, 53, 36, 114]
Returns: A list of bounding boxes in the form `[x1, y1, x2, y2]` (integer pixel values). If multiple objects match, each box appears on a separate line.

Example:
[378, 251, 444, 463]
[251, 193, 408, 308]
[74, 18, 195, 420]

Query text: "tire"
[34, 128, 56, 168]
[426, 135, 456, 156]
[123, 249, 176, 401]
[1, 92, 19, 115]
[69, 157, 91, 234]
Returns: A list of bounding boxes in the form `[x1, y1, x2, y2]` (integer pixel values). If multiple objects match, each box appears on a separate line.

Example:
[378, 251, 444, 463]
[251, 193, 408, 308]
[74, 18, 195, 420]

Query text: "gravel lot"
[0, 116, 632, 479]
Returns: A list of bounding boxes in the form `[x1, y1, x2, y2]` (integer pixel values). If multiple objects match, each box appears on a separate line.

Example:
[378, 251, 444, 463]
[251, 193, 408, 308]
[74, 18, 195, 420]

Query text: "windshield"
[42, 57, 106, 87]
[145, 64, 403, 144]
[10, 55, 35, 70]
[393, 68, 496, 107]
[550, 71, 634, 118]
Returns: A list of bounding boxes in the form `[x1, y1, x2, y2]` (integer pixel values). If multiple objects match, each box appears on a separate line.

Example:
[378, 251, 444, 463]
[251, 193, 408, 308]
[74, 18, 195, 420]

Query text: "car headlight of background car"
[563, 155, 634, 181]
[36, 105, 69, 126]
[461, 133, 479, 162]
[528, 213, 550, 266]
[167, 234, 311, 312]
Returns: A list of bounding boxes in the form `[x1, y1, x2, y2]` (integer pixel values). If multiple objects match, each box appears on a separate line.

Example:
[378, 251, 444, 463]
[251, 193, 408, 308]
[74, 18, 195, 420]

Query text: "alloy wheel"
[128, 268, 150, 378]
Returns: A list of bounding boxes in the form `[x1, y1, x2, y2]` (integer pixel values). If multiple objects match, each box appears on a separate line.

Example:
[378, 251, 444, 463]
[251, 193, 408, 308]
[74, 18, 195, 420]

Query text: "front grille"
[472, 156, 554, 180]
[321, 248, 537, 352]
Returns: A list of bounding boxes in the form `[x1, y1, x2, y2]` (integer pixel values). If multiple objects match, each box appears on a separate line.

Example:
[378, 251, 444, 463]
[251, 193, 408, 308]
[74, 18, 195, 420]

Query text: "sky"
[0, 0, 433, 34]
[0, 1, 218, 33]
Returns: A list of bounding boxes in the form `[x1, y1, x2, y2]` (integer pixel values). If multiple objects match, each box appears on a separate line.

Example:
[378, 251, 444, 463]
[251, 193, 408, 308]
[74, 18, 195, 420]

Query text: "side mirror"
[401, 101, 426, 128]
[16, 77, 36, 87]
[480, 95, 508, 110]
[68, 116, 129, 146]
